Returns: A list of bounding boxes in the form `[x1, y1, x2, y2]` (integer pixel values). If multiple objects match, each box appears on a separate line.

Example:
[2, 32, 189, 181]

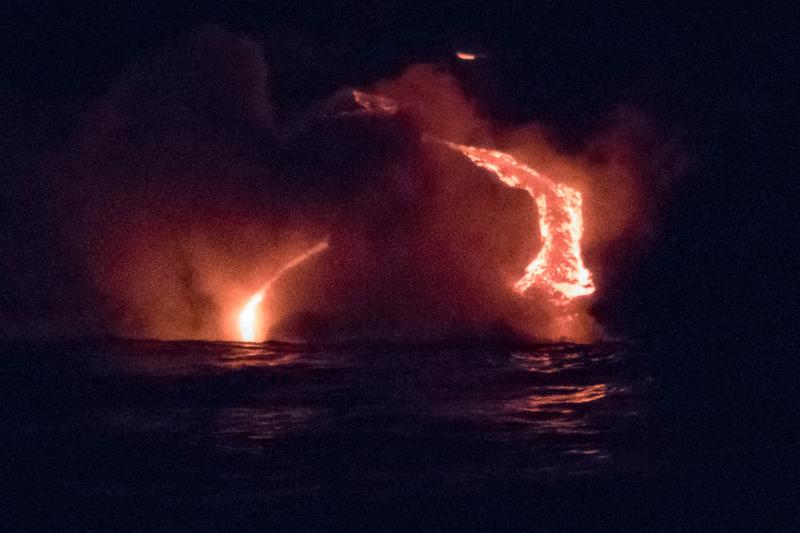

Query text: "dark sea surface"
[2, 339, 796, 531]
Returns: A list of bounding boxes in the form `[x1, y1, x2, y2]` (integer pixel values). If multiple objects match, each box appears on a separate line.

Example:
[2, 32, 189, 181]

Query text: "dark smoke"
[30, 25, 679, 342]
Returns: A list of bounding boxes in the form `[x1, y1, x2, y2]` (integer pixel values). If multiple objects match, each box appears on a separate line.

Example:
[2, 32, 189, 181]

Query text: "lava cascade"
[239, 240, 329, 342]
[352, 90, 595, 304]
[439, 141, 595, 302]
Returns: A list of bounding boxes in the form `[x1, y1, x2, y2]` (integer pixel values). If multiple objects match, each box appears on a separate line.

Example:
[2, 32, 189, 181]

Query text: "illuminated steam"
[43, 26, 675, 343]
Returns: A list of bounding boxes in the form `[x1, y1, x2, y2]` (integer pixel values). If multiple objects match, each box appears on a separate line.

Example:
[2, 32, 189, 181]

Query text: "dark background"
[1, 1, 797, 528]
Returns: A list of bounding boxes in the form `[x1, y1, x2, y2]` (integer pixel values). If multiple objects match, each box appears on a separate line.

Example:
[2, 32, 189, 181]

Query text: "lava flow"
[351, 90, 399, 115]
[455, 51, 482, 61]
[238, 240, 329, 342]
[440, 142, 595, 303]
[351, 89, 595, 304]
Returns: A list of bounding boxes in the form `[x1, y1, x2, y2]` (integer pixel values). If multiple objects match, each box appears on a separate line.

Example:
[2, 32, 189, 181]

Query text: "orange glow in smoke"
[455, 51, 478, 61]
[238, 240, 329, 342]
[351, 90, 399, 114]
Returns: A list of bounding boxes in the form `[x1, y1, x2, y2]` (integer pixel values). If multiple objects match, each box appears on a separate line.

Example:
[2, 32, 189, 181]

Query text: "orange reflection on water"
[502, 383, 611, 436]
[517, 383, 608, 413]
[215, 406, 318, 448]
[511, 350, 582, 374]
[215, 344, 301, 370]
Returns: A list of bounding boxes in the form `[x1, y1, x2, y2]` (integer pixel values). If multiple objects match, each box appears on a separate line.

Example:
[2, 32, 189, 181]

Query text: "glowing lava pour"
[242, 91, 596, 342]
[238, 240, 329, 342]
[349, 89, 594, 304]
[439, 141, 595, 303]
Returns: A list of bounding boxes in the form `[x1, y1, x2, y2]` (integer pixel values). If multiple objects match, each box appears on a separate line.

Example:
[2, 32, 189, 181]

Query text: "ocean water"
[1, 339, 795, 531]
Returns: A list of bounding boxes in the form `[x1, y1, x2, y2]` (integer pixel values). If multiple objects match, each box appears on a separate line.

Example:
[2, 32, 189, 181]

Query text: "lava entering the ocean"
[439, 141, 595, 303]
[238, 240, 329, 342]
[49, 26, 669, 343]
[351, 90, 595, 305]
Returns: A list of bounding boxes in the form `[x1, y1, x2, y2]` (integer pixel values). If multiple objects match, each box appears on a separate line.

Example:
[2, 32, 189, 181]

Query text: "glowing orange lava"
[440, 142, 595, 303]
[350, 89, 595, 304]
[455, 51, 479, 61]
[238, 290, 265, 342]
[238, 240, 329, 342]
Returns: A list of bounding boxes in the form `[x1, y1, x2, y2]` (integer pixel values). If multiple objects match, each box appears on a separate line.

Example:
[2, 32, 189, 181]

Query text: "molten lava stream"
[440, 141, 595, 304]
[238, 240, 329, 342]
[348, 90, 594, 304]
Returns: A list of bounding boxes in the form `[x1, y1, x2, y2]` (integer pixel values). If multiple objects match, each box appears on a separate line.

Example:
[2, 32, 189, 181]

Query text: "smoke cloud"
[43, 25, 680, 342]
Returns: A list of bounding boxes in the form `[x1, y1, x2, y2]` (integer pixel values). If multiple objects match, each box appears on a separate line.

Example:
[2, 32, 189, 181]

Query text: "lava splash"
[239, 240, 329, 342]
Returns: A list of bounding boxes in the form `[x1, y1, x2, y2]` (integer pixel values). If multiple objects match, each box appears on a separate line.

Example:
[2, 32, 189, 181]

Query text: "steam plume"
[44, 26, 679, 342]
